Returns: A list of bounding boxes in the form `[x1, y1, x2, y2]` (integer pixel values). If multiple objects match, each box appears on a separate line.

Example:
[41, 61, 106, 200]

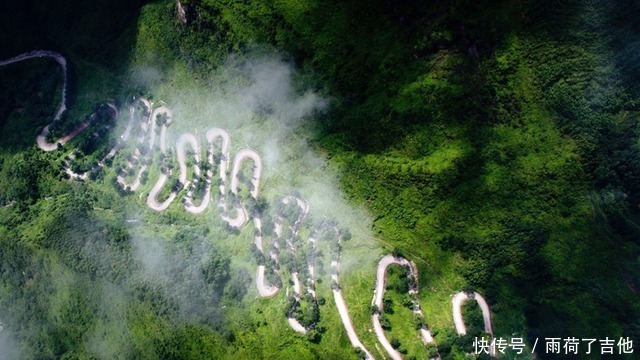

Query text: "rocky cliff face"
[176, 0, 194, 24]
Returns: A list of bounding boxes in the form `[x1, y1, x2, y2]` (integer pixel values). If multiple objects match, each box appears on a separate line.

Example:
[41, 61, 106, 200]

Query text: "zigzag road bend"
[1, 50, 495, 360]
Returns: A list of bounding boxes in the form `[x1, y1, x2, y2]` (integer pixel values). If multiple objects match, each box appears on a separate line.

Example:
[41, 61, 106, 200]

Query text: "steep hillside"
[0, 0, 638, 359]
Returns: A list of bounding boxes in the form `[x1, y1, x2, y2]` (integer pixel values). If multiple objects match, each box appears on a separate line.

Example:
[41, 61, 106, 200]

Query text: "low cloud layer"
[2, 49, 380, 358]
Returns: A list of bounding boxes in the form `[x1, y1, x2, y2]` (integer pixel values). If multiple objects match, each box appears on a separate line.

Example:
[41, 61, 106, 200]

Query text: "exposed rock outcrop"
[176, 0, 196, 24]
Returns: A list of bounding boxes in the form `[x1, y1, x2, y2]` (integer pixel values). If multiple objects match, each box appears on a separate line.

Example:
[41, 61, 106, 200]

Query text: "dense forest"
[0, 0, 639, 359]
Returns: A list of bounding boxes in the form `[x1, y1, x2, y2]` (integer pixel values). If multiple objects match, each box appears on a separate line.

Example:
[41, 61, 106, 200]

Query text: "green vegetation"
[1, 0, 639, 359]
[381, 264, 427, 359]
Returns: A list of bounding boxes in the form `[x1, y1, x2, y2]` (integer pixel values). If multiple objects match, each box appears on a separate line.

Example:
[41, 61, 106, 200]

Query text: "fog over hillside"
[0, 0, 639, 359]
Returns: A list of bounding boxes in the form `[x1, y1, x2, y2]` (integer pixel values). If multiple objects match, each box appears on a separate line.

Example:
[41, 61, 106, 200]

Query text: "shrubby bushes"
[1, 0, 639, 358]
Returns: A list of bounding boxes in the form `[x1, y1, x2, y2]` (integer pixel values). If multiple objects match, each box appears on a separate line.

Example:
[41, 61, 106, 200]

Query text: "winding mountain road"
[327, 228, 374, 359]
[147, 173, 177, 211]
[281, 197, 312, 334]
[230, 148, 262, 199]
[3, 52, 500, 358]
[452, 291, 494, 356]
[371, 255, 437, 360]
[0, 50, 67, 123]
[0, 51, 98, 152]
[118, 100, 496, 360]
[452, 291, 493, 335]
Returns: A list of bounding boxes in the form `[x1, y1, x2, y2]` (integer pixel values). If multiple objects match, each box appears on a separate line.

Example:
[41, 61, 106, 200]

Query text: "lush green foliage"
[0, 0, 639, 359]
